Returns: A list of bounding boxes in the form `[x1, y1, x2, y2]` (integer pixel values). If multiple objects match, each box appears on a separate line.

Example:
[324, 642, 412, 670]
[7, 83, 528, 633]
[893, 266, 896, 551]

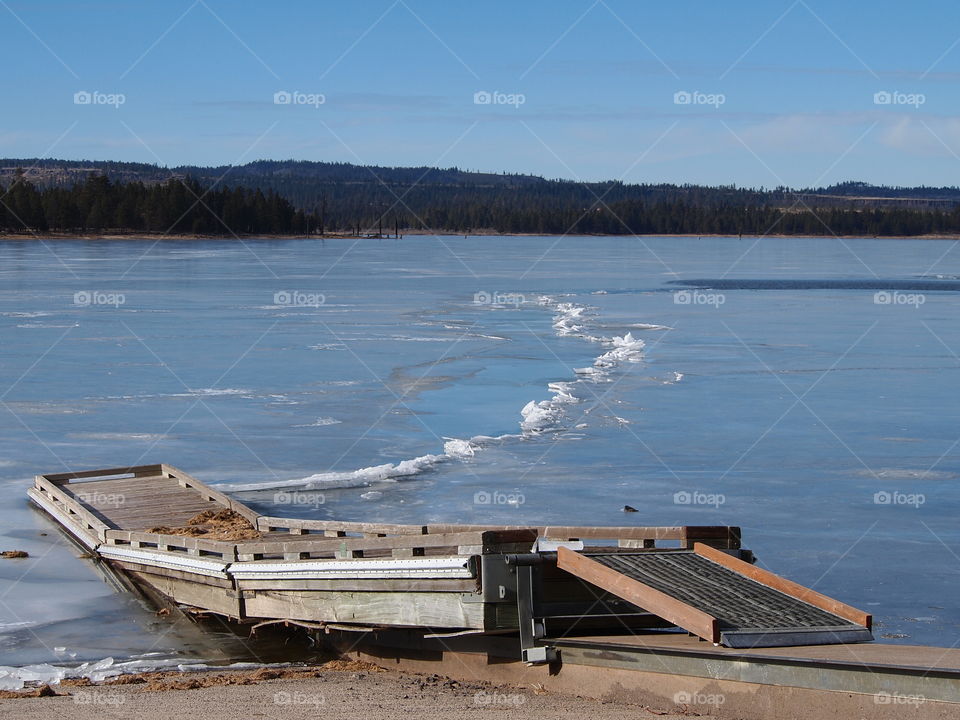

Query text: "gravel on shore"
[0, 660, 714, 719]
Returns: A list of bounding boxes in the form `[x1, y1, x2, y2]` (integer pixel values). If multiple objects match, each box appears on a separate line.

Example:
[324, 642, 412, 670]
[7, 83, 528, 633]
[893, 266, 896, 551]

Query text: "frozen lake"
[1, 234, 958, 674]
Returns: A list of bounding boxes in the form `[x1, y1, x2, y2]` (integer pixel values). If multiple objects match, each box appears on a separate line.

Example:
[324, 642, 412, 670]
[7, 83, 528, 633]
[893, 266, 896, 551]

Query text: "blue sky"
[4, 0, 960, 187]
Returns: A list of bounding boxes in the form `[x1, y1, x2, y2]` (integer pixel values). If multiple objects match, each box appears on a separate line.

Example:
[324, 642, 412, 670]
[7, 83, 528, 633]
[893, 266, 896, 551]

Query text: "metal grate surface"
[585, 552, 859, 631]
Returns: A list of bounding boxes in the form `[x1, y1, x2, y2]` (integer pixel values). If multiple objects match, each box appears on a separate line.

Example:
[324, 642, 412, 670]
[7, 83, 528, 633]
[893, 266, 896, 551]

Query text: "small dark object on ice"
[622, 505, 638, 513]
[2, 550, 29, 558]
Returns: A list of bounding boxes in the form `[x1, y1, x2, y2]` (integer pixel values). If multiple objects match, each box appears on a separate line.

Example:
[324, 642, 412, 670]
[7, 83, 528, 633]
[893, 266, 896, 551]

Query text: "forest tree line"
[0, 171, 316, 235]
[2, 169, 960, 237]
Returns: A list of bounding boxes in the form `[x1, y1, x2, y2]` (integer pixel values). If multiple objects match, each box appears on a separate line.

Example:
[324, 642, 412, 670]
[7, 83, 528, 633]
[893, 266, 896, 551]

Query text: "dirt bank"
[0, 660, 712, 720]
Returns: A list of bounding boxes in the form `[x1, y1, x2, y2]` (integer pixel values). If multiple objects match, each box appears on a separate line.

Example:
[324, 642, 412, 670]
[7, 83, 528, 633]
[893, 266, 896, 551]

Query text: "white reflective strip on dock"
[97, 546, 230, 578]
[228, 556, 474, 580]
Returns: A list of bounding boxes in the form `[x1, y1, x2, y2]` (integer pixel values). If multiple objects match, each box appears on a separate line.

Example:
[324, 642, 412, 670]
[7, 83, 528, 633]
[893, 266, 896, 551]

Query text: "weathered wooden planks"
[46, 467, 252, 532]
[258, 516, 428, 537]
[124, 569, 243, 617]
[243, 589, 487, 628]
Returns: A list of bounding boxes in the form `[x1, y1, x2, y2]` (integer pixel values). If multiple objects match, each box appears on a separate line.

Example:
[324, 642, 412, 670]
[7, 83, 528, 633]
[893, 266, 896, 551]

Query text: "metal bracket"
[534, 538, 583, 553]
[521, 645, 556, 664]
[512, 557, 557, 664]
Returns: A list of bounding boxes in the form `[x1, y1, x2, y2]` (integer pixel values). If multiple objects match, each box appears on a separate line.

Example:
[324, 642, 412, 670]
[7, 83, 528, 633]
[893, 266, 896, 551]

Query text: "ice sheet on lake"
[221, 295, 665, 489]
[224, 437, 482, 492]
[520, 296, 657, 434]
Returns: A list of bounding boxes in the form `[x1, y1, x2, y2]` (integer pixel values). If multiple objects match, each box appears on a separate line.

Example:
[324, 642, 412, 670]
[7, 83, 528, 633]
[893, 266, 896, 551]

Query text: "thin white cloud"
[878, 116, 960, 156]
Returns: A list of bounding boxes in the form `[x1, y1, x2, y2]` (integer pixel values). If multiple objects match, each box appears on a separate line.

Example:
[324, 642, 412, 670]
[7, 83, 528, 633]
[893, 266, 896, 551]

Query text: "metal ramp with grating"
[556, 544, 873, 648]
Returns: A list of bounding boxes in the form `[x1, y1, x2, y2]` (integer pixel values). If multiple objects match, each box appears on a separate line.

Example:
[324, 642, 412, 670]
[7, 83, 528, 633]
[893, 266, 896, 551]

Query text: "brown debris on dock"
[148, 509, 261, 541]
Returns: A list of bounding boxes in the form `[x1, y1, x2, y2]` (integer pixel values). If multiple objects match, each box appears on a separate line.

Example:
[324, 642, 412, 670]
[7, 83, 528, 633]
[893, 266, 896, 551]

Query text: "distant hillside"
[4, 159, 958, 209]
[0, 159, 543, 192]
[1, 159, 960, 237]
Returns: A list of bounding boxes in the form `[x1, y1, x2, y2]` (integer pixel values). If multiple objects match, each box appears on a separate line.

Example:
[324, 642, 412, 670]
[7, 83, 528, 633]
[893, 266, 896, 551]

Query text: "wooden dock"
[27, 463, 960, 719]
[29, 463, 755, 637]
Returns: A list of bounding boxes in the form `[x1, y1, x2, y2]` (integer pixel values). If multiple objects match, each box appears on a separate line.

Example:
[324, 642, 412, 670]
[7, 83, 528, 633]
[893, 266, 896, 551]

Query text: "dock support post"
[508, 555, 556, 665]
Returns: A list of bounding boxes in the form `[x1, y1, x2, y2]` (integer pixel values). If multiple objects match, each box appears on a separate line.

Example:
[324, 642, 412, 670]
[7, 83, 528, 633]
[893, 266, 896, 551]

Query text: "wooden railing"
[102, 529, 237, 561]
[234, 528, 538, 562]
[31, 475, 112, 542]
[40, 464, 162, 483]
[257, 516, 428, 538]
[424, 524, 740, 550]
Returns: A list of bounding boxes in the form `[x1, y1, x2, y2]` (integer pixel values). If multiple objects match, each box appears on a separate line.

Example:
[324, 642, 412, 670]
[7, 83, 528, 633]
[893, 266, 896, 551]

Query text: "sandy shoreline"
[0, 660, 712, 719]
